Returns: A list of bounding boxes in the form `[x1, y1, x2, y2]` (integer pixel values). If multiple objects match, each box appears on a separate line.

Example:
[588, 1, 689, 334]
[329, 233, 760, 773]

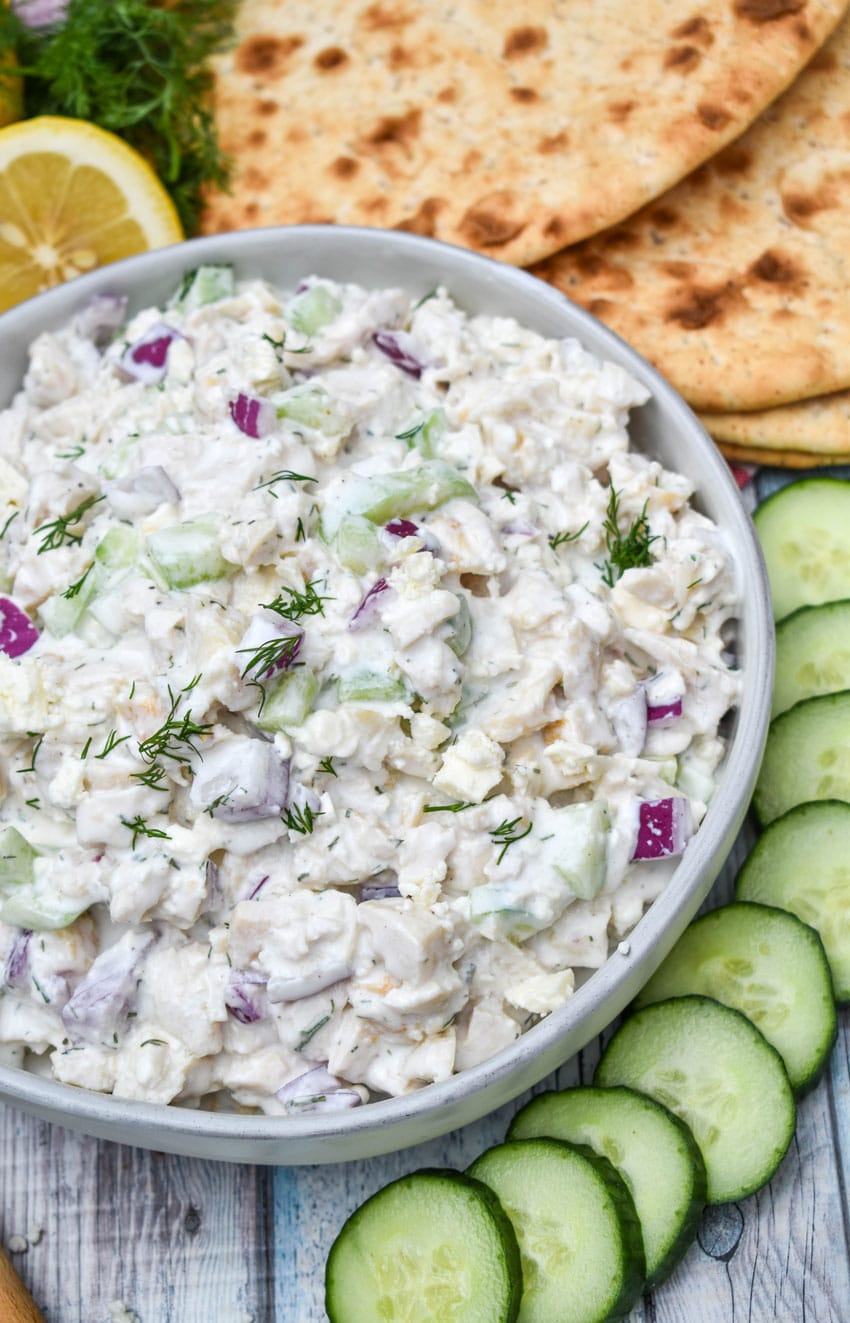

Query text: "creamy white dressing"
[0, 270, 739, 1112]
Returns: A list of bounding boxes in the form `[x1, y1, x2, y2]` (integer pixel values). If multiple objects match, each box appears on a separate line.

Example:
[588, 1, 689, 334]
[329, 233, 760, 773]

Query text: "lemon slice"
[0, 115, 183, 312]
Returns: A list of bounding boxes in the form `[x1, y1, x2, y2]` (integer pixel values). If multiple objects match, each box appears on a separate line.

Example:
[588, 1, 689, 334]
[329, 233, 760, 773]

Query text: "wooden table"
[2, 467, 847, 1323]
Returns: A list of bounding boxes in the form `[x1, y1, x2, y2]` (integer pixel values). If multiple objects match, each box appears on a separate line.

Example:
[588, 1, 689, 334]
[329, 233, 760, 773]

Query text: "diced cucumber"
[398, 407, 446, 458]
[337, 670, 410, 704]
[753, 690, 850, 825]
[736, 800, 850, 1002]
[552, 800, 609, 900]
[95, 525, 140, 569]
[146, 519, 237, 589]
[595, 996, 796, 1204]
[507, 1086, 705, 1288]
[445, 592, 473, 657]
[170, 263, 235, 313]
[276, 384, 348, 435]
[333, 515, 383, 574]
[754, 477, 850, 621]
[634, 902, 836, 1094]
[0, 828, 86, 930]
[289, 284, 342, 336]
[773, 599, 850, 716]
[468, 1139, 645, 1323]
[325, 1168, 522, 1323]
[321, 461, 478, 538]
[256, 669, 319, 732]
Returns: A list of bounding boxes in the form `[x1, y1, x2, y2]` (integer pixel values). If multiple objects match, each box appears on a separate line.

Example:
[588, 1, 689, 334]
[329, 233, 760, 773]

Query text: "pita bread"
[201, 0, 847, 267]
[716, 440, 850, 466]
[700, 389, 850, 458]
[534, 9, 850, 412]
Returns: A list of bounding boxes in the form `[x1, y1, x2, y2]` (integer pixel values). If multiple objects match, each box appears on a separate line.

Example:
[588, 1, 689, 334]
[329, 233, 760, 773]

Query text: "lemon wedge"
[0, 115, 183, 312]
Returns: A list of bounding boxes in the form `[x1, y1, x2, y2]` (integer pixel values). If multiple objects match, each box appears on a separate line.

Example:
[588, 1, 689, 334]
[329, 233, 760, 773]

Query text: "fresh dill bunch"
[597, 488, 658, 588]
[7, 0, 237, 234]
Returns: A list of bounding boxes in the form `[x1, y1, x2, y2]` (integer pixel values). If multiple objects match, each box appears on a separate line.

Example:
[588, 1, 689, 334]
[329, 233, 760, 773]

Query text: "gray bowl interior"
[0, 227, 774, 1163]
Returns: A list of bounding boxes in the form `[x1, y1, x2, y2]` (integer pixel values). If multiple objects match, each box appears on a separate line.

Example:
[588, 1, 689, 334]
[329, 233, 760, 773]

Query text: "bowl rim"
[0, 224, 773, 1157]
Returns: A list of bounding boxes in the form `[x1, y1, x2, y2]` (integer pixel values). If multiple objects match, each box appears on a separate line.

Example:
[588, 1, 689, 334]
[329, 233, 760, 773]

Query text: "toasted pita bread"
[534, 9, 850, 412]
[716, 440, 850, 466]
[700, 390, 850, 459]
[201, 0, 847, 267]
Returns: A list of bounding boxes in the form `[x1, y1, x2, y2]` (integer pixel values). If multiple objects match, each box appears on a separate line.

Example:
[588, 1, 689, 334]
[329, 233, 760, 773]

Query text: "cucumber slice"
[773, 600, 850, 717]
[507, 1086, 705, 1288]
[595, 996, 796, 1205]
[634, 902, 836, 1094]
[753, 690, 850, 824]
[468, 1139, 644, 1323]
[754, 477, 850, 621]
[325, 1168, 521, 1323]
[737, 800, 850, 1002]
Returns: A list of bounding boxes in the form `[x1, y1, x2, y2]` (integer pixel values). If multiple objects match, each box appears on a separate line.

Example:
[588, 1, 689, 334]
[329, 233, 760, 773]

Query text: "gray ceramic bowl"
[0, 226, 773, 1164]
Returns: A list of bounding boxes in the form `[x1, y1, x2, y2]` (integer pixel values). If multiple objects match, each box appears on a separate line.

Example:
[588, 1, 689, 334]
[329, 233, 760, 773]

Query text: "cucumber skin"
[736, 800, 850, 1003]
[506, 1086, 706, 1290]
[325, 1167, 522, 1323]
[753, 690, 850, 825]
[595, 996, 797, 1206]
[469, 1138, 646, 1323]
[633, 902, 837, 1096]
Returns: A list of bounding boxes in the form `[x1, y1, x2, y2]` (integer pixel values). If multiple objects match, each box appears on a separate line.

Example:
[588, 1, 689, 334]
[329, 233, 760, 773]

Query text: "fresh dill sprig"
[34, 494, 104, 554]
[263, 579, 331, 623]
[295, 517, 306, 543]
[424, 801, 474, 814]
[395, 420, 426, 443]
[62, 564, 94, 599]
[6, 0, 238, 235]
[549, 523, 588, 551]
[596, 488, 658, 588]
[253, 469, 317, 497]
[282, 803, 323, 835]
[56, 444, 86, 461]
[131, 763, 169, 792]
[317, 757, 337, 777]
[121, 815, 172, 849]
[94, 729, 131, 760]
[237, 634, 301, 680]
[16, 733, 44, 777]
[0, 510, 19, 542]
[489, 816, 533, 864]
[136, 679, 211, 768]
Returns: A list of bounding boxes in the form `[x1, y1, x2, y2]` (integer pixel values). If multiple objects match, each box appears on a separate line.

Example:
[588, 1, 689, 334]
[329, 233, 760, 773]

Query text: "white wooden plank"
[0, 1104, 272, 1323]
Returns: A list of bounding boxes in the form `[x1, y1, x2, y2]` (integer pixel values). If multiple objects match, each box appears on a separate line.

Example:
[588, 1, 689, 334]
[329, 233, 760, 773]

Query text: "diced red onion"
[372, 330, 425, 379]
[632, 798, 692, 861]
[119, 322, 182, 384]
[74, 294, 128, 346]
[646, 699, 683, 724]
[229, 393, 277, 439]
[3, 930, 32, 987]
[61, 929, 156, 1044]
[612, 690, 647, 758]
[105, 465, 179, 519]
[276, 1065, 362, 1112]
[501, 521, 538, 538]
[189, 738, 291, 823]
[0, 598, 39, 659]
[247, 874, 270, 901]
[11, 0, 67, 28]
[385, 519, 420, 538]
[224, 969, 267, 1025]
[267, 963, 353, 1003]
[359, 879, 402, 902]
[349, 577, 390, 631]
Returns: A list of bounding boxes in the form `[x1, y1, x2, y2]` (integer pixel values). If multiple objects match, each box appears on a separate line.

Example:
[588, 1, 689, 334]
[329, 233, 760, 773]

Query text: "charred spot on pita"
[395, 197, 445, 235]
[460, 192, 527, 246]
[665, 45, 702, 72]
[315, 47, 349, 71]
[749, 250, 804, 286]
[671, 16, 714, 44]
[511, 87, 539, 103]
[608, 99, 636, 123]
[365, 109, 422, 150]
[538, 131, 569, 153]
[735, 0, 805, 21]
[331, 156, 360, 178]
[504, 26, 548, 58]
[667, 283, 738, 330]
[697, 103, 733, 130]
[236, 34, 304, 77]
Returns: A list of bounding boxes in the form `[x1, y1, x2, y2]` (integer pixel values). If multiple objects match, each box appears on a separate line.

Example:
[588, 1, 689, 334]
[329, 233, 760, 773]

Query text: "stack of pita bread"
[202, 0, 850, 467]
